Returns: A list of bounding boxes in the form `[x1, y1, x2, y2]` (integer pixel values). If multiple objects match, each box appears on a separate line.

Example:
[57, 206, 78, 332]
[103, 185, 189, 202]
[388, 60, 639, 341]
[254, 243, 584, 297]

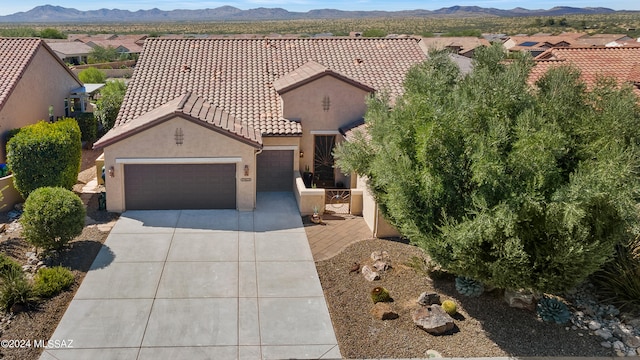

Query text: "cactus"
[441, 299, 457, 315]
[537, 296, 571, 324]
[455, 276, 484, 297]
[371, 287, 392, 304]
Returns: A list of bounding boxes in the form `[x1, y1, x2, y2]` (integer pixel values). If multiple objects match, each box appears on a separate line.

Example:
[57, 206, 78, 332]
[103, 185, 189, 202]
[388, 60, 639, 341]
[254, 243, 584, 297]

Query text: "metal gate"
[324, 188, 350, 214]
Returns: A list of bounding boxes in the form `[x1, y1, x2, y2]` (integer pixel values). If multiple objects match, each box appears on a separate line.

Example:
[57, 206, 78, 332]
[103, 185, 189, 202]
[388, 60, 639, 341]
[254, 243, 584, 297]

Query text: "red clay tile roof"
[273, 60, 375, 94]
[529, 47, 640, 97]
[0, 38, 42, 112]
[94, 92, 262, 149]
[117, 38, 428, 136]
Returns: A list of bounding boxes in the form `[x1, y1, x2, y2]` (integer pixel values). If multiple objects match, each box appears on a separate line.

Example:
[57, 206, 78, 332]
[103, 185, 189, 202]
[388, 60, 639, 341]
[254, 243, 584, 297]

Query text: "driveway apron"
[40, 192, 341, 360]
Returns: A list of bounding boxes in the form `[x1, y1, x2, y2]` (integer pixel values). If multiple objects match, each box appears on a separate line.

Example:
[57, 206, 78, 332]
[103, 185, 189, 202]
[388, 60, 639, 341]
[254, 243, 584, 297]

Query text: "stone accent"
[412, 304, 455, 335]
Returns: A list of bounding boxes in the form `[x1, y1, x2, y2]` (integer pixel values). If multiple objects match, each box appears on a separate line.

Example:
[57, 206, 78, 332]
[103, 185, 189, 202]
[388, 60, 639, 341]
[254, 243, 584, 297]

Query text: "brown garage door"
[257, 150, 293, 192]
[124, 163, 236, 210]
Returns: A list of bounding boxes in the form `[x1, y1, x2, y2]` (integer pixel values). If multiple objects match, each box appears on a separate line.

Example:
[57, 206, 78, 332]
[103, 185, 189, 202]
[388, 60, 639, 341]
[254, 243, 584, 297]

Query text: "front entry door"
[314, 135, 336, 188]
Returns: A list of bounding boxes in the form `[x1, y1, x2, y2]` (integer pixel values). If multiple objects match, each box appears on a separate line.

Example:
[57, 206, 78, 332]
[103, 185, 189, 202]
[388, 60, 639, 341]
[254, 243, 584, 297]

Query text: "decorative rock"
[622, 335, 640, 349]
[412, 304, 455, 335]
[626, 350, 637, 357]
[373, 260, 390, 272]
[601, 341, 612, 348]
[613, 340, 626, 351]
[504, 289, 536, 311]
[361, 265, 380, 281]
[371, 250, 390, 262]
[425, 349, 443, 358]
[25, 251, 35, 259]
[615, 350, 625, 357]
[588, 320, 602, 331]
[371, 303, 399, 320]
[27, 257, 39, 265]
[418, 292, 441, 306]
[595, 328, 613, 340]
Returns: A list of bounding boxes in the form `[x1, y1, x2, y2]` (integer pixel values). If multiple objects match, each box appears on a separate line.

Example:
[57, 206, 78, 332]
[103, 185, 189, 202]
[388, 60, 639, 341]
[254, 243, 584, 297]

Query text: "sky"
[1, 0, 639, 16]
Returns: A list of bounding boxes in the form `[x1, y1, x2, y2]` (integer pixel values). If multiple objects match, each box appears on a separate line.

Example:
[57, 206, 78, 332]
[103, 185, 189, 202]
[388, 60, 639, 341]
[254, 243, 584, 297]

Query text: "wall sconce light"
[299, 151, 304, 158]
[244, 165, 249, 176]
[108, 166, 115, 178]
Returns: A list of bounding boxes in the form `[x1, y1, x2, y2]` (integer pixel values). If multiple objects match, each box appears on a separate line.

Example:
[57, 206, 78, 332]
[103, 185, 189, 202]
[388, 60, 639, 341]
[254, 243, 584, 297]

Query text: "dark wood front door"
[314, 135, 336, 187]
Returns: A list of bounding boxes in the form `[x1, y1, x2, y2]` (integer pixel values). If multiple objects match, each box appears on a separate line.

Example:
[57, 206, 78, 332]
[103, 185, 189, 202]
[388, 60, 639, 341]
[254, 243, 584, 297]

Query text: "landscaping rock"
[361, 265, 380, 281]
[589, 320, 602, 330]
[504, 289, 536, 311]
[371, 250, 389, 262]
[595, 328, 613, 340]
[425, 349, 443, 358]
[417, 292, 441, 306]
[601, 341, 612, 348]
[371, 303, 399, 320]
[373, 260, 390, 272]
[412, 304, 455, 335]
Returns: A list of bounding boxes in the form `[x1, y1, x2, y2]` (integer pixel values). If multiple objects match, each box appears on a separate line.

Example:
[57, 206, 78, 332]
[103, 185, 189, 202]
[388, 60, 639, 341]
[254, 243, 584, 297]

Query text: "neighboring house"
[46, 41, 93, 65]
[529, 46, 640, 98]
[419, 36, 490, 58]
[574, 33, 634, 47]
[0, 38, 83, 162]
[93, 38, 429, 227]
[503, 33, 586, 57]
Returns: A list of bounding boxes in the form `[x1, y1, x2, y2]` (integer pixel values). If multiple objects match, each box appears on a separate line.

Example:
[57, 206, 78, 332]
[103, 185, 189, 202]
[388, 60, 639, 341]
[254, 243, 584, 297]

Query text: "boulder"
[417, 292, 441, 306]
[373, 260, 390, 272]
[371, 250, 390, 262]
[371, 303, 399, 320]
[361, 265, 380, 281]
[412, 304, 455, 335]
[504, 289, 536, 311]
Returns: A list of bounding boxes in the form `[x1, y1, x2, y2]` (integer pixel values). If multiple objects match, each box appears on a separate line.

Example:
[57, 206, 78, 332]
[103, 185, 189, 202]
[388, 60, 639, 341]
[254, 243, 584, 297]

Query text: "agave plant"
[537, 296, 571, 324]
[455, 276, 484, 297]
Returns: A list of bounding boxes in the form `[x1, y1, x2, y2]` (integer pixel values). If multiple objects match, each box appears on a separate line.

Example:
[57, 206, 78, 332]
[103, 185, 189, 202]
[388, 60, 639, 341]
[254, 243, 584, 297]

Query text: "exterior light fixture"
[299, 151, 304, 158]
[244, 165, 250, 176]
[108, 166, 115, 177]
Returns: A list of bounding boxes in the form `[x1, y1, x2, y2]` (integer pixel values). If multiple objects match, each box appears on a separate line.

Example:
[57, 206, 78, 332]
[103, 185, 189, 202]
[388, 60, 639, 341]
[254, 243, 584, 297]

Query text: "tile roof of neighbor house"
[94, 92, 262, 149]
[419, 36, 490, 54]
[46, 41, 93, 57]
[0, 38, 82, 112]
[272, 60, 375, 94]
[529, 46, 640, 98]
[116, 38, 428, 136]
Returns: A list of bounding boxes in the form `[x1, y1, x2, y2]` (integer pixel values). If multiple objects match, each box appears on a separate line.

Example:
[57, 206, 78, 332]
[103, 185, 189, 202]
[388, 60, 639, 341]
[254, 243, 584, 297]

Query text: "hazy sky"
[1, 0, 639, 16]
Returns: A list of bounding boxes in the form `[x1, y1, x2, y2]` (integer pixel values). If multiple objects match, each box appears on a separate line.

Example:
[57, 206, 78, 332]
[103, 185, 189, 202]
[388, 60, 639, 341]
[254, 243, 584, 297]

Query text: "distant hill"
[0, 4, 626, 23]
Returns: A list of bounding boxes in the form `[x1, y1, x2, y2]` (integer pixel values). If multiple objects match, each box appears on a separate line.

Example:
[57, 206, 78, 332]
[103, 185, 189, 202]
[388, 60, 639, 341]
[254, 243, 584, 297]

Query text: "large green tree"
[335, 45, 640, 293]
[95, 80, 126, 132]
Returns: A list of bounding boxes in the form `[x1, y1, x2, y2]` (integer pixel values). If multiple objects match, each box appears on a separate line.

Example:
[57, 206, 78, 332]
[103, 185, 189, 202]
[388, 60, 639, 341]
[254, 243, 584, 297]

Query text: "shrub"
[537, 296, 571, 324]
[74, 112, 97, 143]
[21, 187, 85, 251]
[0, 266, 35, 311]
[592, 237, 640, 312]
[371, 287, 392, 303]
[95, 80, 126, 132]
[0, 253, 21, 278]
[33, 266, 75, 298]
[77, 67, 106, 84]
[6, 119, 81, 198]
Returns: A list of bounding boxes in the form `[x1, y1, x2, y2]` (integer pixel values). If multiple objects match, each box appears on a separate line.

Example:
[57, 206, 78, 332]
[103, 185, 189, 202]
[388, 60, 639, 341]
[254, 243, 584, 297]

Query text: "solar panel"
[519, 41, 539, 47]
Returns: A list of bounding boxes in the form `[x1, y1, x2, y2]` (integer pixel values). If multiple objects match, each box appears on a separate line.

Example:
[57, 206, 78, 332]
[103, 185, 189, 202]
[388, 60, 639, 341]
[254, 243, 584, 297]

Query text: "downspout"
[253, 147, 263, 210]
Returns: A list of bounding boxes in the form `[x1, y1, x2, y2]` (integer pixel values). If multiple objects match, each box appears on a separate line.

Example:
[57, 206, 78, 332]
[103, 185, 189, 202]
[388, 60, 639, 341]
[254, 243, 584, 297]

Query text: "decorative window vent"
[175, 128, 184, 145]
[322, 96, 331, 112]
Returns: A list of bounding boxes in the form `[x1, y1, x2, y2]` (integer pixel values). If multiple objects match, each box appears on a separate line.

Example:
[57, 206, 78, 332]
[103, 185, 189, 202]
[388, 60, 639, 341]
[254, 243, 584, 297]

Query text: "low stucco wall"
[357, 175, 400, 238]
[294, 172, 325, 216]
[0, 175, 23, 212]
[95, 153, 105, 185]
[350, 188, 363, 216]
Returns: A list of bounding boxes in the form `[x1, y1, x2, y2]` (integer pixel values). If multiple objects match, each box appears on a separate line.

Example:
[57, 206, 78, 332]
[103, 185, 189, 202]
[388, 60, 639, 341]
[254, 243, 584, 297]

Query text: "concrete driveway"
[40, 192, 340, 360]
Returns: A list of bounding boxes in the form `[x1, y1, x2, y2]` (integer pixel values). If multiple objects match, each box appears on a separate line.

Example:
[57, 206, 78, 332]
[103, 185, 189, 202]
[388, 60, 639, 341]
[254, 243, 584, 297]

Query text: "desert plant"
[371, 286, 392, 304]
[0, 266, 35, 311]
[537, 296, 571, 324]
[592, 237, 640, 312]
[441, 299, 457, 315]
[21, 187, 86, 251]
[6, 119, 81, 198]
[33, 266, 75, 298]
[77, 67, 106, 83]
[455, 276, 484, 297]
[0, 253, 21, 278]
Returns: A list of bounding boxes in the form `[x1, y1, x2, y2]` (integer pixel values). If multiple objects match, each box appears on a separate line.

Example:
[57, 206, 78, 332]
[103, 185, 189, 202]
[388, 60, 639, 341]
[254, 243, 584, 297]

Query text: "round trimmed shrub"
[33, 266, 75, 298]
[21, 187, 85, 251]
[7, 119, 81, 198]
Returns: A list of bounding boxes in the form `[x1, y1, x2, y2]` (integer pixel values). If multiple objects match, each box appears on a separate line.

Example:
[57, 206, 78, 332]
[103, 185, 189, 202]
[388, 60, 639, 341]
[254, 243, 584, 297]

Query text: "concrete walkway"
[305, 212, 373, 262]
[40, 192, 340, 360]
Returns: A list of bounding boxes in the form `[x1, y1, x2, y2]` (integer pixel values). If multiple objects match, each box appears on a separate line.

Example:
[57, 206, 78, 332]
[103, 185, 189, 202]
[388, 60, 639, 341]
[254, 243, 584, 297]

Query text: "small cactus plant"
[537, 296, 571, 324]
[371, 287, 392, 304]
[455, 276, 484, 297]
[441, 299, 457, 315]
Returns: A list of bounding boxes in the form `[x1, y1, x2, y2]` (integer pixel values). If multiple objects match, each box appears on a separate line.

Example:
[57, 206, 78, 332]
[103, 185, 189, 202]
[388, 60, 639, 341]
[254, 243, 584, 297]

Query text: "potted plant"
[302, 165, 314, 188]
[311, 205, 322, 224]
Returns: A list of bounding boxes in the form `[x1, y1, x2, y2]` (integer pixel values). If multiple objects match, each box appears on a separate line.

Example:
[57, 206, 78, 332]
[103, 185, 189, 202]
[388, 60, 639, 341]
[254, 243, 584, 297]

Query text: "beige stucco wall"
[357, 175, 400, 238]
[102, 116, 258, 212]
[280, 75, 370, 186]
[0, 45, 81, 162]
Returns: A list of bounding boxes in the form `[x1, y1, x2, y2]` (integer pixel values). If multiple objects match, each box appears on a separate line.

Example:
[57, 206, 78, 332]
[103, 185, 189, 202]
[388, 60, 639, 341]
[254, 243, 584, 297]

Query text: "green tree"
[21, 187, 85, 251]
[95, 80, 127, 132]
[39, 28, 66, 39]
[6, 119, 82, 198]
[335, 45, 640, 293]
[77, 67, 106, 83]
[88, 45, 119, 63]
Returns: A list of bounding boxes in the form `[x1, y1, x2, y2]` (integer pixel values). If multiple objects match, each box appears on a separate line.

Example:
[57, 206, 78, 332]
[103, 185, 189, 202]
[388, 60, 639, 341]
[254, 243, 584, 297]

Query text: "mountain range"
[0, 5, 627, 23]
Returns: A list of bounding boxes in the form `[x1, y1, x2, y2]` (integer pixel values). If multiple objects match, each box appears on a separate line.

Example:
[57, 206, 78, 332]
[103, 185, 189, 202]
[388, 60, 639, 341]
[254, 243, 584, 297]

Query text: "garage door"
[124, 163, 236, 210]
[257, 150, 293, 192]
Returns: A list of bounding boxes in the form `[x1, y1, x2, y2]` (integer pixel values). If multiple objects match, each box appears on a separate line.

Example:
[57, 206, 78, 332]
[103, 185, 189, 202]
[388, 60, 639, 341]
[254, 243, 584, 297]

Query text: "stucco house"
[0, 38, 83, 162]
[94, 38, 428, 233]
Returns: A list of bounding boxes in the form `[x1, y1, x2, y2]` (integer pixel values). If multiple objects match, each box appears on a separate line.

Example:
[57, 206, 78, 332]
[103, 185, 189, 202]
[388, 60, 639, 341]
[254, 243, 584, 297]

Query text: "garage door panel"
[124, 164, 236, 210]
[257, 150, 293, 192]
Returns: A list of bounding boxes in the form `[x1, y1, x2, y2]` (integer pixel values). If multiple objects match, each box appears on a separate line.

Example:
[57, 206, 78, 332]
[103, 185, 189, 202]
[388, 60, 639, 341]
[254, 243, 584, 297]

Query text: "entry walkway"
[40, 192, 340, 360]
